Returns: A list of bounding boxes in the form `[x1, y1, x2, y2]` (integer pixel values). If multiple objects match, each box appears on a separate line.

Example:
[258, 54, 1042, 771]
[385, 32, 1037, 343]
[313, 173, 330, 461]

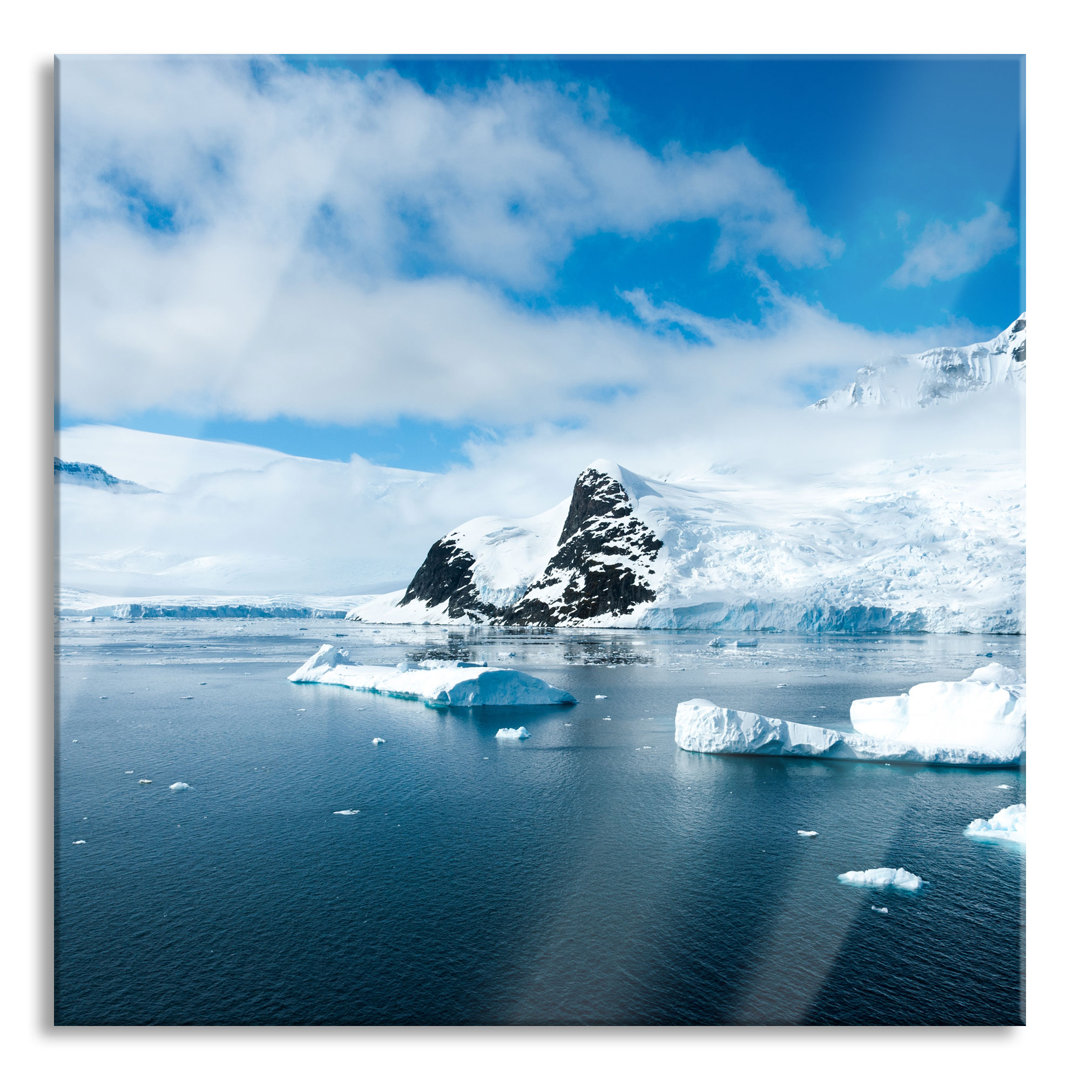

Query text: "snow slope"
[56, 425, 436, 596]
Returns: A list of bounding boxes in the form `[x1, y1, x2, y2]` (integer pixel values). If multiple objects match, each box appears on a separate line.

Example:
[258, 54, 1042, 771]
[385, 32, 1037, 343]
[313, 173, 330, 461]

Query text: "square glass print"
[54, 54, 1025, 1026]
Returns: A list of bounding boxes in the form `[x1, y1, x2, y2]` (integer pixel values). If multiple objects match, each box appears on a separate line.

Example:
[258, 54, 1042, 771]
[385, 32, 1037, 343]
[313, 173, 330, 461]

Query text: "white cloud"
[58, 56, 844, 425]
[888, 202, 1017, 288]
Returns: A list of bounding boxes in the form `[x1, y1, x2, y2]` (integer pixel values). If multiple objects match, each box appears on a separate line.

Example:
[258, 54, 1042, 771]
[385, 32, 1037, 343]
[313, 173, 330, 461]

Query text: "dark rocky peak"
[504, 462, 663, 626]
[399, 534, 500, 621]
[557, 466, 634, 545]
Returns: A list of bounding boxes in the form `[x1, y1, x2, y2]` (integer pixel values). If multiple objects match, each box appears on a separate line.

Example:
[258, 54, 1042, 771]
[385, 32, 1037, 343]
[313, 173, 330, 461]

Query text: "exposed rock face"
[502, 467, 661, 625]
[399, 535, 500, 621]
[54, 458, 153, 493]
[397, 465, 663, 625]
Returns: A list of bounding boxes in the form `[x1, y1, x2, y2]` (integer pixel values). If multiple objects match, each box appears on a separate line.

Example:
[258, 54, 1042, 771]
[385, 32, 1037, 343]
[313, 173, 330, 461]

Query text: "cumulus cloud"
[58, 56, 844, 426]
[887, 202, 1017, 288]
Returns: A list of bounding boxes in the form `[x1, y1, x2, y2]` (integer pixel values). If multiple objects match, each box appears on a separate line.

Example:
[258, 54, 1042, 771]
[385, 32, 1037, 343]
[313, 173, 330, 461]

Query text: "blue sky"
[57, 54, 1024, 470]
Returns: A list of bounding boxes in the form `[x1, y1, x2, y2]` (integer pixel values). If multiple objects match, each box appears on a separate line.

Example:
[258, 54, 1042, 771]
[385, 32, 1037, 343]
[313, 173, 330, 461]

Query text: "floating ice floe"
[965, 803, 1026, 845]
[797, 830, 818, 837]
[871, 905, 889, 914]
[333, 809, 361, 816]
[288, 646, 576, 708]
[838, 867, 925, 891]
[595, 694, 607, 700]
[169, 782, 192, 791]
[372, 737, 386, 745]
[137, 778, 152, 784]
[495, 727, 531, 740]
[675, 663, 1024, 767]
[73, 840, 86, 845]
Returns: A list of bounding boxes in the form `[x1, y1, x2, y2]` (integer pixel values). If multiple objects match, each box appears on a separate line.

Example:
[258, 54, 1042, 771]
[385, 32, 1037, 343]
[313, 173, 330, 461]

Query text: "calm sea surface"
[54, 620, 1025, 1025]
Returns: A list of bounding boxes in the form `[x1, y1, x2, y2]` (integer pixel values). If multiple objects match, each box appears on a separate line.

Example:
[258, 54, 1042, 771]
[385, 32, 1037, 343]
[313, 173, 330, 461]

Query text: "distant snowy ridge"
[57, 588, 361, 619]
[347, 449, 1024, 633]
[813, 315, 1026, 410]
[54, 457, 154, 493]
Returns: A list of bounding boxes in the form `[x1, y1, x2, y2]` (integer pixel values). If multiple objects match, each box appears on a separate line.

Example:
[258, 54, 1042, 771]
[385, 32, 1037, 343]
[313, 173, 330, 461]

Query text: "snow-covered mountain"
[56, 425, 437, 596]
[813, 314, 1026, 410]
[348, 451, 1025, 634]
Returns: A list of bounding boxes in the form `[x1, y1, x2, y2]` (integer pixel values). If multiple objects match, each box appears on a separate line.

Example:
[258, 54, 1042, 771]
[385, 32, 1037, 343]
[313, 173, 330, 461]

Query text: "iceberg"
[965, 803, 1026, 845]
[372, 737, 386, 746]
[838, 867, 925, 891]
[495, 727, 531, 740]
[797, 830, 818, 837]
[168, 782, 192, 791]
[288, 645, 576, 708]
[333, 809, 361, 816]
[849, 663, 1025, 761]
[675, 664, 1024, 767]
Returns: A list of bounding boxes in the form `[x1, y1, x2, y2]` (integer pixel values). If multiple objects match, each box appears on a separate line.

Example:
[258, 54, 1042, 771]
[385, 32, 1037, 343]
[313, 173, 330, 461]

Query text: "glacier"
[287, 645, 576, 707]
[965, 803, 1026, 845]
[674, 664, 1025, 766]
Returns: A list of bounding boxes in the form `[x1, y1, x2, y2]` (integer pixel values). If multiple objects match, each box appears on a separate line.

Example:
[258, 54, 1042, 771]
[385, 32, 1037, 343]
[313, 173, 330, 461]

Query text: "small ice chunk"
[72, 840, 86, 845]
[996, 784, 1012, 790]
[169, 782, 192, 792]
[797, 830, 818, 837]
[495, 727, 531, 740]
[838, 867, 925, 891]
[181, 695, 194, 700]
[871, 905, 889, 914]
[124, 770, 134, 775]
[965, 803, 1026, 845]
[372, 737, 386, 745]
[137, 779, 152, 784]
[595, 695, 608, 700]
[333, 809, 361, 816]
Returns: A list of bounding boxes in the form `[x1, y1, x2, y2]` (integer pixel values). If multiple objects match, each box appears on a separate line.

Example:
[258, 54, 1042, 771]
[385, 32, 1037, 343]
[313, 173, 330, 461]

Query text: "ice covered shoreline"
[288, 645, 577, 708]
[675, 664, 1025, 767]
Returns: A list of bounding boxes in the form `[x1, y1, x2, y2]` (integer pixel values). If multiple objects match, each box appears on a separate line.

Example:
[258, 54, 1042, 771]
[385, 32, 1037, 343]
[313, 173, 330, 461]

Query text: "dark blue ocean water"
[54, 620, 1025, 1025]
